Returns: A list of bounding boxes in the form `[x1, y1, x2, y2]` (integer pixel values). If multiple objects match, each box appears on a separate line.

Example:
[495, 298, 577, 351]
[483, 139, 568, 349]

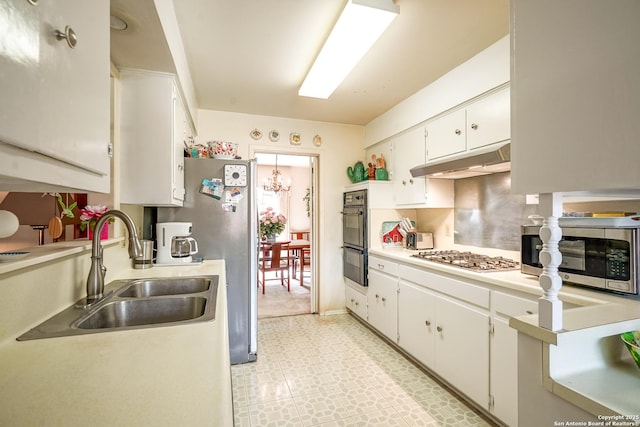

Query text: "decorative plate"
[250, 128, 263, 140]
[289, 132, 301, 145]
[0, 251, 29, 262]
[313, 134, 322, 147]
[269, 130, 280, 142]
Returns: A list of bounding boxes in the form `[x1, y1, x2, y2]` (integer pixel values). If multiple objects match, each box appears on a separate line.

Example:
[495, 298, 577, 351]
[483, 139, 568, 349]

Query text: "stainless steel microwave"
[521, 223, 639, 295]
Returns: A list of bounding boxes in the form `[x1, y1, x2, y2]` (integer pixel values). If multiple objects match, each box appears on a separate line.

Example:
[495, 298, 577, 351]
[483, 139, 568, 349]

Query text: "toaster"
[406, 232, 434, 250]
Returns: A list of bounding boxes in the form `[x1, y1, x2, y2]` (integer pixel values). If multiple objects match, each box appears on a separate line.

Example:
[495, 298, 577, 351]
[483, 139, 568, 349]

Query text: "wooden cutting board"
[48, 216, 63, 239]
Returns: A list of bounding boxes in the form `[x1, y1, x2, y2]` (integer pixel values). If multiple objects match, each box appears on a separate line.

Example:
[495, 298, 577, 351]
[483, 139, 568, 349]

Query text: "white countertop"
[0, 260, 233, 427]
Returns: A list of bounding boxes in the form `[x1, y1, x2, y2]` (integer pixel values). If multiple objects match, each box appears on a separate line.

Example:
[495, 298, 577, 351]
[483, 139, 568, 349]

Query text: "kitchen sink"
[74, 297, 207, 329]
[117, 277, 211, 297]
[17, 275, 218, 340]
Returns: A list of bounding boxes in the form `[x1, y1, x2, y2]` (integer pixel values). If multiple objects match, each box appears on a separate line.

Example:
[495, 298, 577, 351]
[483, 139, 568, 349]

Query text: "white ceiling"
[110, 0, 509, 126]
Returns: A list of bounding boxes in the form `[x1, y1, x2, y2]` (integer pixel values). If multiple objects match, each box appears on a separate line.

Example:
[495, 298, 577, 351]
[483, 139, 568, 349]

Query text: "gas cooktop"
[411, 250, 520, 272]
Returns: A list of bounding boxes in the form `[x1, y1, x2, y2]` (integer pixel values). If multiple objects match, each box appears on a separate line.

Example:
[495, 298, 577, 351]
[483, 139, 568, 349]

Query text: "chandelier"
[262, 155, 291, 194]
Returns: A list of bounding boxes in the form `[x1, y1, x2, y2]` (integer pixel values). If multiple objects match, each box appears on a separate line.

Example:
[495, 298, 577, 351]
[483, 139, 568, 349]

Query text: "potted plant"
[259, 207, 287, 242]
[79, 205, 113, 240]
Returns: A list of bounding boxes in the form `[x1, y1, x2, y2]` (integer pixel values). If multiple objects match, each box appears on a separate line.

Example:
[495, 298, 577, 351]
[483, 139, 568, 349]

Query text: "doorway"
[254, 152, 318, 318]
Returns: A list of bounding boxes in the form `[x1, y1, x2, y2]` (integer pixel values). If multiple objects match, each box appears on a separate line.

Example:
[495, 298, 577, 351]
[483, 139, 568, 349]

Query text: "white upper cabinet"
[510, 0, 640, 194]
[0, 0, 39, 151]
[426, 109, 466, 160]
[466, 88, 510, 151]
[393, 126, 427, 205]
[426, 88, 510, 161]
[392, 127, 454, 207]
[120, 70, 192, 207]
[0, 0, 110, 192]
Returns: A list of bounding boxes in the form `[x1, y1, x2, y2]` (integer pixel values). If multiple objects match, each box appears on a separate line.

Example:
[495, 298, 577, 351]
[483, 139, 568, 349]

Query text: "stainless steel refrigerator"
[157, 157, 258, 365]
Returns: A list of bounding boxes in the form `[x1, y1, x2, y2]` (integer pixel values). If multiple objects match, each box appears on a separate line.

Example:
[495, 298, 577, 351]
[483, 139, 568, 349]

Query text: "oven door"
[343, 245, 367, 286]
[342, 207, 365, 248]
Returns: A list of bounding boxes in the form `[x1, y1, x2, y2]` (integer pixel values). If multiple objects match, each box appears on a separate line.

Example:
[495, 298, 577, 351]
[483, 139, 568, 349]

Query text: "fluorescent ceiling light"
[298, 0, 399, 99]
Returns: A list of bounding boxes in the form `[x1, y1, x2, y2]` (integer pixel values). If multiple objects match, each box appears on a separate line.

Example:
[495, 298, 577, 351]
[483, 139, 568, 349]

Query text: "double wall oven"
[342, 190, 367, 286]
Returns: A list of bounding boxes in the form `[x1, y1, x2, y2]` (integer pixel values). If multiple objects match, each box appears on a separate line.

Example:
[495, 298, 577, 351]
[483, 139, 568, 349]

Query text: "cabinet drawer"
[399, 264, 490, 309]
[368, 255, 398, 276]
[492, 291, 538, 318]
[346, 285, 367, 319]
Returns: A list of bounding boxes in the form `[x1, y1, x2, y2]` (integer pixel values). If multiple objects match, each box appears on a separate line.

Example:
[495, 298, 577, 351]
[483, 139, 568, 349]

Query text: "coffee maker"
[156, 222, 199, 264]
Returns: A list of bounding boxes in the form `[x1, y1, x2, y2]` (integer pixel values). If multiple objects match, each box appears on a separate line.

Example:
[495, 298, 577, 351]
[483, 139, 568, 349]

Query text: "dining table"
[259, 239, 310, 280]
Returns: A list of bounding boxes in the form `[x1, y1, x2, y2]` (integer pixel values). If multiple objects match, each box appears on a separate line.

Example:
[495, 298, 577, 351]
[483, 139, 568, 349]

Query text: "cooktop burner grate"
[411, 250, 519, 272]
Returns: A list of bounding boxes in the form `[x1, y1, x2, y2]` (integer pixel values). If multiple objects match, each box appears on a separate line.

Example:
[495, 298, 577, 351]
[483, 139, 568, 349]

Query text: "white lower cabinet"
[398, 280, 436, 368]
[345, 284, 367, 320]
[367, 268, 398, 342]
[489, 291, 538, 427]
[398, 279, 489, 407]
[351, 254, 535, 426]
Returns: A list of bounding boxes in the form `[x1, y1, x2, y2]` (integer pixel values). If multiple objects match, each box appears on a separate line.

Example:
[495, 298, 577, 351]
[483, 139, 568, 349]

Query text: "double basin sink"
[17, 275, 219, 341]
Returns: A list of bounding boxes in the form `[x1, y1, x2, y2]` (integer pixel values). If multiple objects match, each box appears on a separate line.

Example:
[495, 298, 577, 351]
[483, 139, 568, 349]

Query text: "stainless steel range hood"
[410, 142, 510, 179]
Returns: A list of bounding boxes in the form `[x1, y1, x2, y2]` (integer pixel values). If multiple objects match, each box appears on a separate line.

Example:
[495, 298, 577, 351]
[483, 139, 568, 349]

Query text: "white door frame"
[251, 146, 320, 314]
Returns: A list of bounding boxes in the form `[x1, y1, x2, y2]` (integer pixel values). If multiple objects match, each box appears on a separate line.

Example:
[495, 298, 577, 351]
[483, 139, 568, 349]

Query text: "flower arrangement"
[79, 205, 113, 232]
[259, 207, 287, 239]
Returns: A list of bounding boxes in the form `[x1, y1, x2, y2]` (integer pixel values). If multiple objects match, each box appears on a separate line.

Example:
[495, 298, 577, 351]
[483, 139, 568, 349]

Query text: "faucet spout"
[86, 209, 142, 303]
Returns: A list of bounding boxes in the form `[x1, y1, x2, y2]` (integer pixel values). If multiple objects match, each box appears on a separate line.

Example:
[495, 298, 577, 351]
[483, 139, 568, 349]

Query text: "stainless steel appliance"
[157, 158, 258, 364]
[342, 190, 367, 286]
[411, 250, 519, 272]
[521, 217, 640, 295]
[406, 232, 434, 250]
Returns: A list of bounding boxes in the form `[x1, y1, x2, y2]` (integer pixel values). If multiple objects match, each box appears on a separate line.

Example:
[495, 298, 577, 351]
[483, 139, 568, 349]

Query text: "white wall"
[196, 109, 364, 314]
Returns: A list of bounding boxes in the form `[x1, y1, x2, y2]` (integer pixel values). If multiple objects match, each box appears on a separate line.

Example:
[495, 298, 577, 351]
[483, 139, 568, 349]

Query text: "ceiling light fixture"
[298, 0, 399, 99]
[263, 155, 291, 195]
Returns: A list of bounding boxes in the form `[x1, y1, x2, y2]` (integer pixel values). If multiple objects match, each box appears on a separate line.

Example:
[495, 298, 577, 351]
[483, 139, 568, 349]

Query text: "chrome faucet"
[86, 210, 142, 303]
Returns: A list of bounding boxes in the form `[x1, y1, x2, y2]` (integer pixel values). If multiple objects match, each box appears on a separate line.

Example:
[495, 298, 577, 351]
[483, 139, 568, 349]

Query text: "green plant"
[303, 188, 311, 218]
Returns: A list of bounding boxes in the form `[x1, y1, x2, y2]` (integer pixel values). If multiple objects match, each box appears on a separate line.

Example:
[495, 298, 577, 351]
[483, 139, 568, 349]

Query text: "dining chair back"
[258, 241, 291, 294]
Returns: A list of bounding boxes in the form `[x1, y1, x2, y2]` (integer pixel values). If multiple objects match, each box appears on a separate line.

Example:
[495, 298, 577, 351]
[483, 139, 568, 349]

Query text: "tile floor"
[231, 314, 495, 427]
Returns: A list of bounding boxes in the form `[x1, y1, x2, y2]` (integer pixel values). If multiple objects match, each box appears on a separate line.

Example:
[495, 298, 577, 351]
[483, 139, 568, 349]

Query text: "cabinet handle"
[378, 264, 384, 269]
[350, 298, 354, 303]
[355, 302, 359, 306]
[425, 320, 431, 326]
[402, 180, 406, 186]
[436, 326, 443, 332]
[55, 26, 78, 49]
[471, 123, 478, 130]
[526, 310, 534, 315]
[409, 178, 414, 184]
[375, 294, 380, 299]
[454, 129, 461, 135]
[27, 0, 38, 5]
[381, 297, 386, 302]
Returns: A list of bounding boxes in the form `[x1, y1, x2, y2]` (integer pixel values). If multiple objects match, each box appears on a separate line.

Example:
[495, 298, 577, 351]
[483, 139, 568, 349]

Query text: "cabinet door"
[172, 91, 186, 202]
[398, 281, 436, 368]
[491, 317, 518, 427]
[0, 0, 39, 150]
[466, 88, 511, 151]
[426, 109, 466, 160]
[435, 296, 489, 406]
[367, 269, 398, 341]
[393, 126, 426, 205]
[38, 0, 110, 175]
[345, 286, 367, 320]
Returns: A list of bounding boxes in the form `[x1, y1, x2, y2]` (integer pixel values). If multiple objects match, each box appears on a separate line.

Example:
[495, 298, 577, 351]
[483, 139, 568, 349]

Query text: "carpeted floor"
[257, 272, 311, 319]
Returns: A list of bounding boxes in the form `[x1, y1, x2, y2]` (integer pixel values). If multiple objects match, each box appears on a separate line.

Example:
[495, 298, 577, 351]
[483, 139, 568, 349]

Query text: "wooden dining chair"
[257, 242, 292, 294]
[289, 230, 310, 240]
[294, 247, 311, 284]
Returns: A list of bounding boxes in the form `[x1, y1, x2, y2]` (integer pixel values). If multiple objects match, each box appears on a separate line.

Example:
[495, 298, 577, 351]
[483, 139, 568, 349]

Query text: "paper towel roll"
[0, 210, 19, 238]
